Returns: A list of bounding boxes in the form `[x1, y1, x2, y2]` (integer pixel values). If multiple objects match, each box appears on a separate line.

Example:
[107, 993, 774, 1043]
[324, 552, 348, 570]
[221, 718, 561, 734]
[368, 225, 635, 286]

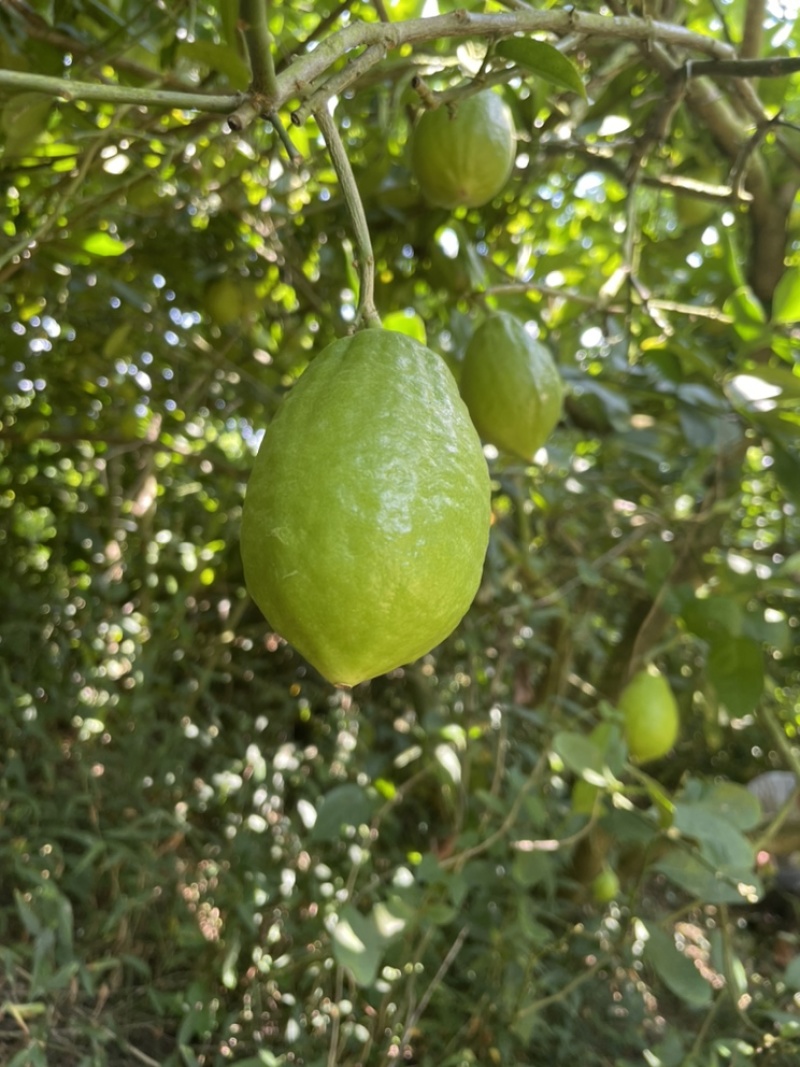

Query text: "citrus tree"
[2, 1, 800, 1065]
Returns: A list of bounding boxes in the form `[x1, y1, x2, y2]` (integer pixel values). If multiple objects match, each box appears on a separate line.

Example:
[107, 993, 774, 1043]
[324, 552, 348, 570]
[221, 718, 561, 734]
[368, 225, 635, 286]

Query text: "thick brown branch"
[687, 56, 800, 78]
[740, 0, 766, 60]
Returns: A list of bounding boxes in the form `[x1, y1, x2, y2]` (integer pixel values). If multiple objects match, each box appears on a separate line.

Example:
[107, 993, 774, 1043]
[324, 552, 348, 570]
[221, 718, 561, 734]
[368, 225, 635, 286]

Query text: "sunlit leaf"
[495, 37, 586, 98]
[382, 309, 427, 343]
[81, 232, 129, 256]
[772, 265, 800, 324]
[329, 906, 383, 987]
[722, 285, 768, 342]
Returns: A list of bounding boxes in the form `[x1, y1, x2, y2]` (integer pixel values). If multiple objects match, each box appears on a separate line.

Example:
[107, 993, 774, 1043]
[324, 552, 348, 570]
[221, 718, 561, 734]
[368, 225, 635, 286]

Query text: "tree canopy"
[2, 1, 800, 1065]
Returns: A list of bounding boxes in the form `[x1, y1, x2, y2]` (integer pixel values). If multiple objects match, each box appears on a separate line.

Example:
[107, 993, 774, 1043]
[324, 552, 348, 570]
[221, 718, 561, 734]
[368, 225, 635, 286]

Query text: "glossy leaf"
[495, 37, 586, 98]
[772, 265, 800, 324]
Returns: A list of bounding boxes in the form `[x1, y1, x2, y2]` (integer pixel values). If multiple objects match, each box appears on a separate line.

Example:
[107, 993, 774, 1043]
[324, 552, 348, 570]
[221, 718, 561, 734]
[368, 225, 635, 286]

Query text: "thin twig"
[327, 966, 346, 1067]
[291, 43, 388, 127]
[441, 753, 549, 871]
[266, 110, 303, 162]
[515, 953, 613, 1018]
[314, 105, 381, 330]
[386, 926, 470, 1067]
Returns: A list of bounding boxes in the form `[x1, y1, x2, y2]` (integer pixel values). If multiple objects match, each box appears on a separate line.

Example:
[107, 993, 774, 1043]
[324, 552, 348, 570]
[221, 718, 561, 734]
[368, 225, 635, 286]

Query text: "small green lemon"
[619, 667, 680, 763]
[591, 866, 621, 904]
[410, 91, 516, 210]
[241, 329, 491, 687]
[459, 313, 564, 461]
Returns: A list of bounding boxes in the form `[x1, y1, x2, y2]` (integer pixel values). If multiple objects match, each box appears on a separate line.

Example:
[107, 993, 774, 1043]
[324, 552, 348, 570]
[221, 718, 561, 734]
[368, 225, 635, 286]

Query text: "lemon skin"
[240, 329, 491, 687]
[459, 313, 564, 461]
[410, 91, 516, 210]
[619, 668, 680, 763]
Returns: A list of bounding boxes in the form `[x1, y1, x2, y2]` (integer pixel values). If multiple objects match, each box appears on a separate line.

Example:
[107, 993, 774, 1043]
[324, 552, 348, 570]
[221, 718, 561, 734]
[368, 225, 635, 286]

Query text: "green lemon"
[619, 667, 680, 763]
[410, 91, 516, 210]
[241, 329, 491, 687]
[591, 866, 621, 904]
[459, 313, 564, 461]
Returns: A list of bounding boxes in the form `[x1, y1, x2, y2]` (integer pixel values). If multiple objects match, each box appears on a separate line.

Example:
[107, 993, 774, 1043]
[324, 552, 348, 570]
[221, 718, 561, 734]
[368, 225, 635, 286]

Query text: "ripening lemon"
[459, 313, 564, 461]
[240, 329, 491, 687]
[619, 667, 680, 763]
[410, 91, 516, 210]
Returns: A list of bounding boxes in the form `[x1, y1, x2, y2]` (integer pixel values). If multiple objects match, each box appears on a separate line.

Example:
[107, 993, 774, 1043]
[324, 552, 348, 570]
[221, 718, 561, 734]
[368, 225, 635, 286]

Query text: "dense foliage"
[2, 1, 800, 1064]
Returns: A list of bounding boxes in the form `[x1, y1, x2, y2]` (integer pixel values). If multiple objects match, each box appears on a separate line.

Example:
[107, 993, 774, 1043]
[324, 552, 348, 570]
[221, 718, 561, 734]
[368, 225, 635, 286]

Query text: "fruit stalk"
[314, 105, 382, 330]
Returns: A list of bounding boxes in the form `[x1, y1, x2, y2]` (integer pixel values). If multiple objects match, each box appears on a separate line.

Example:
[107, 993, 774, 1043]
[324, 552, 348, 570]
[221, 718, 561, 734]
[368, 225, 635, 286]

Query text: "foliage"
[2, 1, 800, 1065]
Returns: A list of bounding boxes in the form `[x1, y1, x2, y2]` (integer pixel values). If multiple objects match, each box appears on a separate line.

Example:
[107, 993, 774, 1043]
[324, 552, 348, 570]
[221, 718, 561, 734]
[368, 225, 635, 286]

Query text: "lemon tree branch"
[0, 9, 736, 117]
[0, 69, 240, 112]
[227, 0, 284, 133]
[240, 0, 279, 97]
[313, 105, 381, 331]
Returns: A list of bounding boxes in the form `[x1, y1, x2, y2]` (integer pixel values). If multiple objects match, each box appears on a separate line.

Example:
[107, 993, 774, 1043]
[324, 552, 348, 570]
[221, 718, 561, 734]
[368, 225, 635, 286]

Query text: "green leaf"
[681, 596, 743, 643]
[552, 731, 605, 782]
[771, 441, 800, 505]
[382, 309, 427, 344]
[654, 846, 760, 905]
[434, 742, 461, 784]
[701, 781, 762, 832]
[310, 784, 376, 841]
[0, 92, 52, 156]
[511, 849, 553, 889]
[644, 927, 712, 1008]
[722, 285, 767, 342]
[707, 636, 764, 718]
[372, 901, 407, 942]
[81, 232, 128, 256]
[672, 802, 755, 870]
[772, 265, 800, 324]
[495, 37, 586, 99]
[329, 906, 383, 987]
[176, 41, 251, 90]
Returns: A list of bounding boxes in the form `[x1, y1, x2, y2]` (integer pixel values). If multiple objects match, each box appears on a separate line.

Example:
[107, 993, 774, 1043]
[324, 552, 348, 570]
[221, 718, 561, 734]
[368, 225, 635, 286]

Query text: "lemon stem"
[315, 104, 382, 331]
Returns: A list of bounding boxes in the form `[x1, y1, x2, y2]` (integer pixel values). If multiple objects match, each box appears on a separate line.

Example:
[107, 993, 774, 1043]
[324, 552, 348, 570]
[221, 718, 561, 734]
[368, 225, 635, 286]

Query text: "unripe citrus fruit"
[591, 866, 621, 904]
[241, 329, 491, 687]
[459, 313, 564, 461]
[410, 91, 515, 210]
[619, 667, 680, 763]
